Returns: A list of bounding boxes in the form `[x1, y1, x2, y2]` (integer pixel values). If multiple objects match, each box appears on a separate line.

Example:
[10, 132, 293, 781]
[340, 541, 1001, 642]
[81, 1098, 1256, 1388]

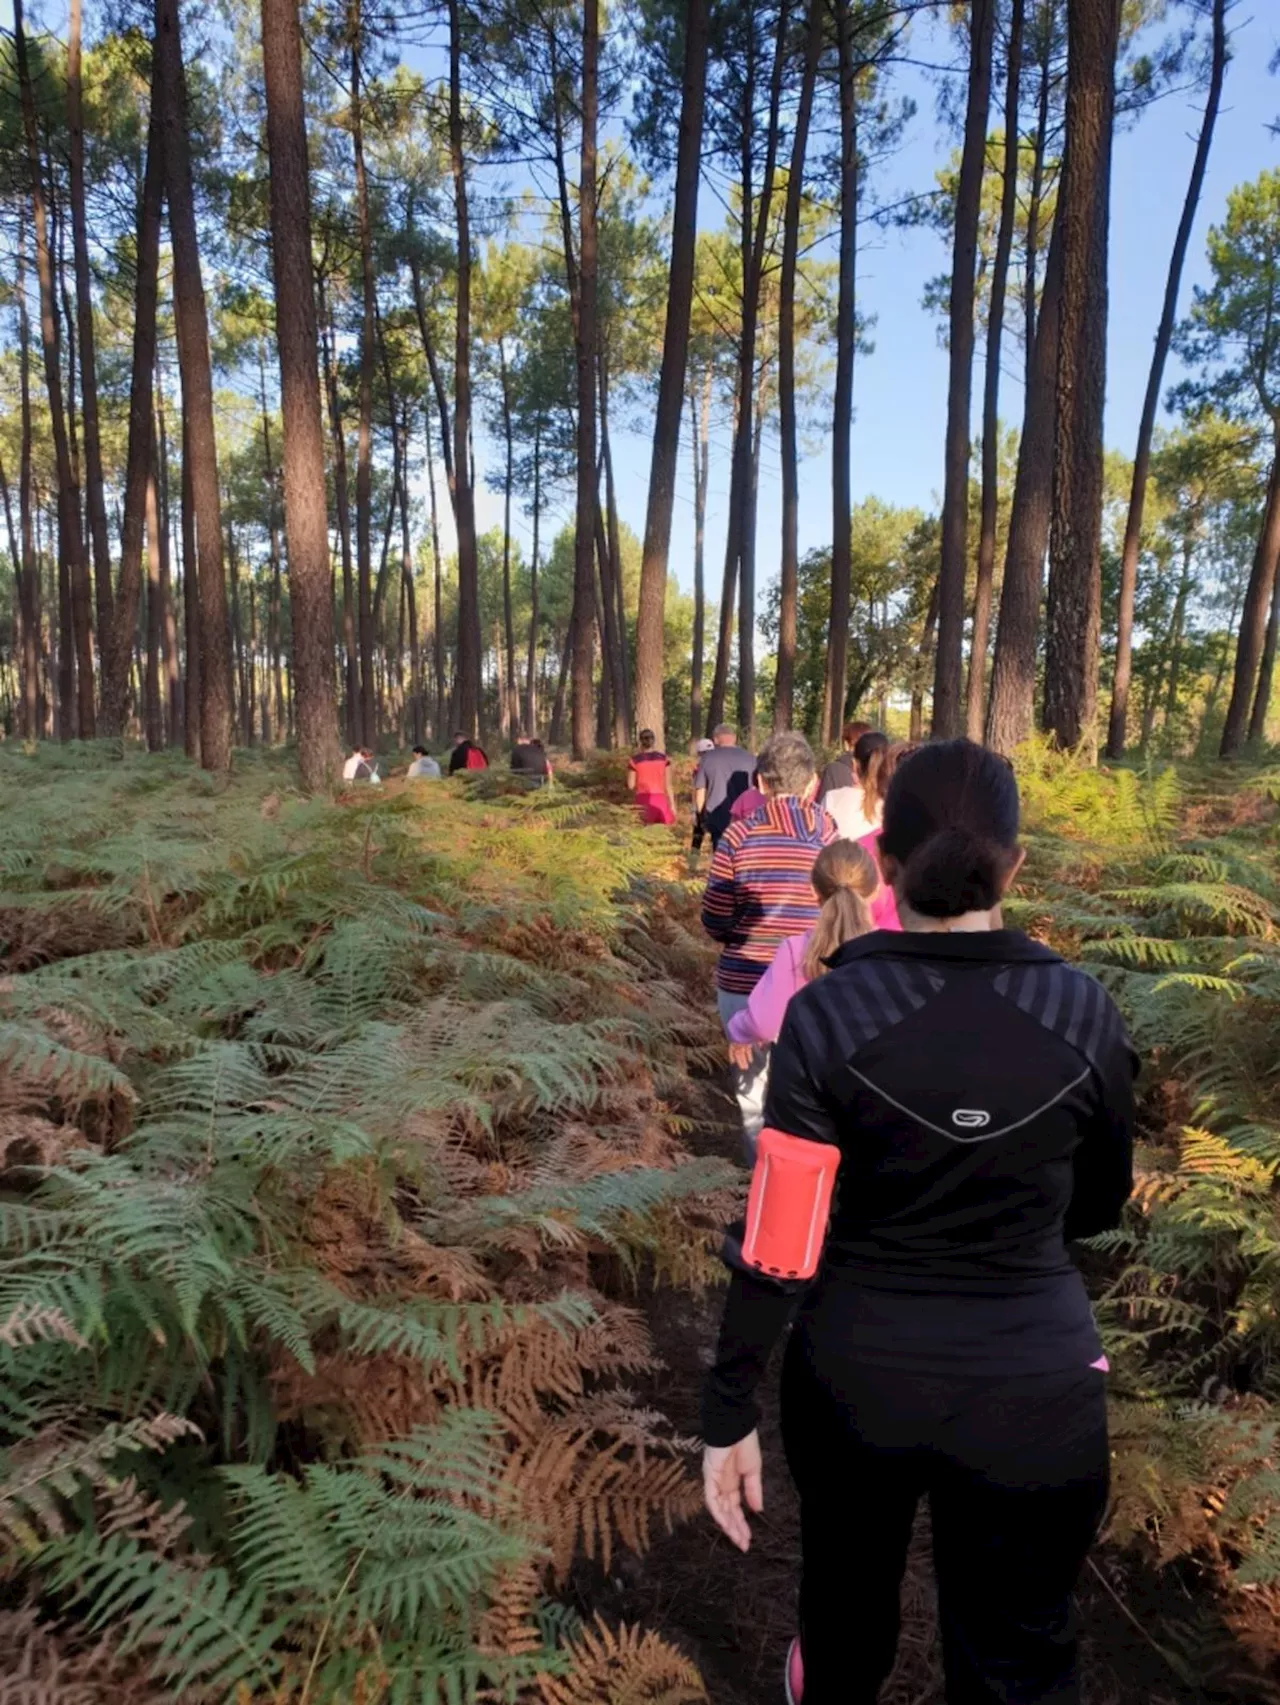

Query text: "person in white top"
[341, 746, 381, 783]
[821, 729, 888, 841]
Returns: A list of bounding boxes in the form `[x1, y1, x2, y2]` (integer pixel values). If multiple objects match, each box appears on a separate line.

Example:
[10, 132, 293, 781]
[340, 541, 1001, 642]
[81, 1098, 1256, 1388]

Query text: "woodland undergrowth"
[0, 744, 733, 1705]
[1009, 741, 1280, 1685]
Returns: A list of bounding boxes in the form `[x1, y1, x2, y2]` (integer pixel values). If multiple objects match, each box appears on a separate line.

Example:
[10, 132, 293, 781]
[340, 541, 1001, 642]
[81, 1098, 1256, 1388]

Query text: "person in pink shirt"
[726, 838, 881, 1061]
[728, 770, 768, 823]
[856, 740, 920, 933]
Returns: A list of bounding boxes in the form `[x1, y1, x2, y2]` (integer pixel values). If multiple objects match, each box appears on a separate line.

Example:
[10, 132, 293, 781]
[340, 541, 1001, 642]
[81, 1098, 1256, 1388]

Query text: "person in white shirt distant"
[406, 745, 441, 779]
[342, 746, 381, 783]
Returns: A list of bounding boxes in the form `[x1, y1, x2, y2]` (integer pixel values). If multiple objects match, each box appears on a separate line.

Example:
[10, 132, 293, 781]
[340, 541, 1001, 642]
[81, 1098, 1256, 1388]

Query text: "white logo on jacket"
[951, 1109, 991, 1129]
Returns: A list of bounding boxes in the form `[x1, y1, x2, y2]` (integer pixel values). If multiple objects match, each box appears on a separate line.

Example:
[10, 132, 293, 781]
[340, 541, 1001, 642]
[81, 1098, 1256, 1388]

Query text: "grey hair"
[713, 722, 737, 740]
[757, 731, 817, 797]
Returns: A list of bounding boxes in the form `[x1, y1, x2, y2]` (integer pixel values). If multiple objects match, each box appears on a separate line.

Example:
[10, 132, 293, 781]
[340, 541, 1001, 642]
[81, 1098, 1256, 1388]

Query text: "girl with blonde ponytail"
[726, 839, 879, 1064]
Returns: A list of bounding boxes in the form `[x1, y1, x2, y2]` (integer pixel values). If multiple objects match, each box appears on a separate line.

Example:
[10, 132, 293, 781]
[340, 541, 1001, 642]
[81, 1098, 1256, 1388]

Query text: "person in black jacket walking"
[701, 739, 1135, 1705]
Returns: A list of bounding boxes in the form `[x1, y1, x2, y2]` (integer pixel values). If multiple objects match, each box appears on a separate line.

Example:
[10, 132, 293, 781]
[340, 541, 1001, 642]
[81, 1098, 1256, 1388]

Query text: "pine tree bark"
[101, 81, 162, 737]
[966, 0, 1023, 740]
[1106, 0, 1226, 758]
[144, 450, 164, 751]
[319, 286, 359, 745]
[1043, 0, 1119, 751]
[1221, 439, 1280, 756]
[156, 0, 233, 771]
[525, 422, 541, 734]
[425, 418, 447, 733]
[933, 0, 997, 739]
[498, 339, 520, 733]
[1248, 534, 1280, 745]
[826, 0, 858, 742]
[348, 6, 377, 748]
[633, 0, 709, 745]
[985, 213, 1064, 753]
[67, 0, 113, 668]
[690, 375, 709, 739]
[570, 0, 600, 758]
[448, 0, 482, 737]
[1023, 11, 1053, 391]
[180, 409, 201, 760]
[775, 0, 822, 733]
[155, 364, 181, 742]
[262, 0, 341, 789]
[599, 352, 631, 743]
[14, 0, 95, 739]
[17, 207, 41, 740]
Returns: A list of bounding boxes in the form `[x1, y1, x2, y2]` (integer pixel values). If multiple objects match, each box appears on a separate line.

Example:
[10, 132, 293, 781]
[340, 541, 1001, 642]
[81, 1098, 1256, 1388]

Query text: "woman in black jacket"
[702, 739, 1135, 1705]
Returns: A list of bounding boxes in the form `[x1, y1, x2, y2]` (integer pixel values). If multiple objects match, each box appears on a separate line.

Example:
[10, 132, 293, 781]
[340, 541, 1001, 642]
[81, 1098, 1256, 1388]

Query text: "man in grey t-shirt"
[693, 724, 756, 849]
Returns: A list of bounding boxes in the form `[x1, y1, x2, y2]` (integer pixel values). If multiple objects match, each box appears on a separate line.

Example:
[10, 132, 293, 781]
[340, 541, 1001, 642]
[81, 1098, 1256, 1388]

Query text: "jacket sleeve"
[1064, 997, 1137, 1241]
[725, 937, 802, 1047]
[701, 835, 738, 944]
[702, 997, 840, 1446]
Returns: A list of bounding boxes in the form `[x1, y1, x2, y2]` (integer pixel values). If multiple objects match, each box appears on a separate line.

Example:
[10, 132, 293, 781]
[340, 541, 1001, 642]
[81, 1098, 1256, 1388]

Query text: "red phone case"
[740, 1127, 839, 1281]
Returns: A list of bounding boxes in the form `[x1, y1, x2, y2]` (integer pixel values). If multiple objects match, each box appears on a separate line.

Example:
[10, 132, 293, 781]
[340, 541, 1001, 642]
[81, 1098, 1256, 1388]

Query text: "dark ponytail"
[881, 740, 1020, 920]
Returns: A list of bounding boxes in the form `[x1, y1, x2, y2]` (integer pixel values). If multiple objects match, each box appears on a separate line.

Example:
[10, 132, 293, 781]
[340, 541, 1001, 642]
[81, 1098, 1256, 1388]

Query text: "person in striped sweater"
[702, 731, 835, 1155]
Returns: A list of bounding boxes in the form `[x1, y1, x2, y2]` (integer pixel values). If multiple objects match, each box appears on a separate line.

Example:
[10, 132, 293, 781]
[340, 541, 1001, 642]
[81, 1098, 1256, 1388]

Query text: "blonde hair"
[802, 839, 880, 982]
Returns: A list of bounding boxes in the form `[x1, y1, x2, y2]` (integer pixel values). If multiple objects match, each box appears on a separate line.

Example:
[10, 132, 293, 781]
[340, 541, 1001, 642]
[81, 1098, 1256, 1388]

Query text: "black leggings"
[780, 1331, 1109, 1705]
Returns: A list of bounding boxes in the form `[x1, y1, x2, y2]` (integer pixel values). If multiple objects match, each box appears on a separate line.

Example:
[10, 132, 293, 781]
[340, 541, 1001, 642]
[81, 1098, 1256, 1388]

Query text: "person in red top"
[627, 730, 677, 825]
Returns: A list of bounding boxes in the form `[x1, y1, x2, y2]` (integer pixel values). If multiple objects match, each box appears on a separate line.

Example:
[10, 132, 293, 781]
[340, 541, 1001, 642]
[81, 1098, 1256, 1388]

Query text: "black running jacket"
[702, 929, 1136, 1446]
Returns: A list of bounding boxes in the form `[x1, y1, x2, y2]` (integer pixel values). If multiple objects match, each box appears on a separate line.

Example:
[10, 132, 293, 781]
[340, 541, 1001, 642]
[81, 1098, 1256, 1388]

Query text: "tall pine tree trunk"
[17, 210, 40, 741]
[155, 364, 181, 742]
[157, 0, 233, 771]
[319, 288, 358, 745]
[826, 0, 858, 743]
[180, 410, 201, 760]
[425, 418, 446, 734]
[599, 353, 631, 743]
[633, 0, 709, 745]
[570, 0, 600, 758]
[1221, 439, 1280, 756]
[499, 340, 519, 733]
[933, 0, 996, 739]
[144, 451, 164, 751]
[1248, 540, 1280, 745]
[67, 0, 113, 669]
[448, 0, 482, 737]
[775, 0, 821, 733]
[1106, 0, 1226, 757]
[349, 7, 377, 748]
[985, 213, 1064, 753]
[525, 422, 541, 734]
[1023, 8, 1053, 391]
[262, 0, 341, 788]
[1043, 0, 1119, 750]
[966, 0, 1023, 740]
[690, 375, 709, 739]
[15, 0, 95, 739]
[101, 80, 162, 737]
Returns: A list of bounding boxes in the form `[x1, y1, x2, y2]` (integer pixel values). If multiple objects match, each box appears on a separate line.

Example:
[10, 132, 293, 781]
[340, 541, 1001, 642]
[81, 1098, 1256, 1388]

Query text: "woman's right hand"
[728, 1041, 757, 1071]
[703, 1430, 763, 1552]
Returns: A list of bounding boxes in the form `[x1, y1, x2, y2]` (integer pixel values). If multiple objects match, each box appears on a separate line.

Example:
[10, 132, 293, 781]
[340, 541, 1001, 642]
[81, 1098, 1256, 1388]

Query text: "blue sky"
[446, 6, 1280, 601]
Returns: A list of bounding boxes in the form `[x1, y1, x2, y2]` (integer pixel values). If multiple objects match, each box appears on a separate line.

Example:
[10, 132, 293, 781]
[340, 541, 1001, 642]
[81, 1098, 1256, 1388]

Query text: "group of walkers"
[685, 726, 1136, 1705]
[340, 730, 551, 785]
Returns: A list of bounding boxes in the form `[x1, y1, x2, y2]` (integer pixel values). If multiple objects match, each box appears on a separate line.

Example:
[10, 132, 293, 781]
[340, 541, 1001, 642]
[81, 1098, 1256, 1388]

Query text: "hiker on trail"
[728, 769, 767, 825]
[511, 732, 551, 784]
[342, 746, 380, 783]
[448, 733, 488, 774]
[406, 745, 441, 779]
[693, 725, 756, 850]
[724, 838, 878, 1061]
[701, 731, 835, 1156]
[701, 738, 1136, 1705]
[819, 728, 887, 842]
[690, 737, 714, 852]
[627, 730, 677, 825]
[851, 738, 920, 934]
[816, 720, 873, 801]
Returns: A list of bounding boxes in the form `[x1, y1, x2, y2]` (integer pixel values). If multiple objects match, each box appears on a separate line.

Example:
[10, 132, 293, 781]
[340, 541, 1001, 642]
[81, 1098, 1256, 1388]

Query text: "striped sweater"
[701, 796, 835, 994]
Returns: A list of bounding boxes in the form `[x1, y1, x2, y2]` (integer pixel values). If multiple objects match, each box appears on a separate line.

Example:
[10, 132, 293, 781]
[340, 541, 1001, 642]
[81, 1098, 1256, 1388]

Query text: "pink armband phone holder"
[740, 1127, 839, 1281]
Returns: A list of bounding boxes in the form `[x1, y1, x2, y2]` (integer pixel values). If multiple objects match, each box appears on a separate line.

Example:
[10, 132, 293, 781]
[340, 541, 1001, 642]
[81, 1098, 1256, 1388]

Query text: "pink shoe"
[784, 1635, 804, 1705]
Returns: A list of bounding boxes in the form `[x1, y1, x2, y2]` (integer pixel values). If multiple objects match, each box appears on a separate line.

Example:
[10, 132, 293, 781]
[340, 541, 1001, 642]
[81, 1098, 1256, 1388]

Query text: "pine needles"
[0, 750, 730, 1702]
